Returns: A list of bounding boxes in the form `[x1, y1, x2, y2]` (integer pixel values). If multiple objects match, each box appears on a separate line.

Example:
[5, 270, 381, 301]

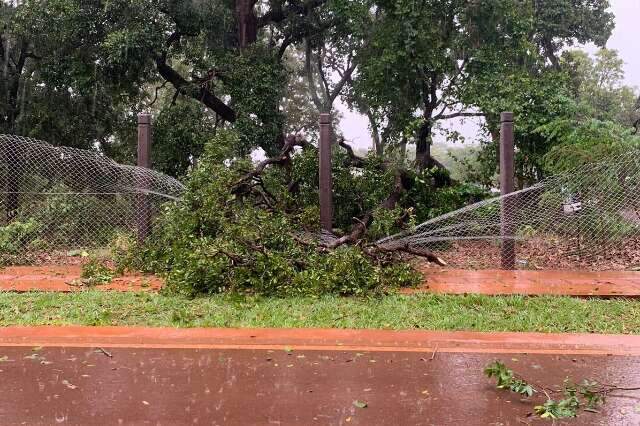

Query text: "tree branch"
[541, 36, 560, 69]
[316, 45, 331, 102]
[324, 170, 407, 249]
[337, 137, 366, 167]
[258, 0, 328, 27]
[155, 57, 236, 122]
[376, 242, 447, 266]
[435, 111, 485, 120]
[147, 80, 170, 108]
[328, 60, 357, 105]
[232, 134, 311, 193]
[277, 34, 293, 59]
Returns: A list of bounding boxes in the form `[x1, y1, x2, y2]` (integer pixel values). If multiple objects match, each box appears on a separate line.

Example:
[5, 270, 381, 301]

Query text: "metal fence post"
[137, 113, 152, 242]
[319, 113, 333, 231]
[500, 111, 515, 269]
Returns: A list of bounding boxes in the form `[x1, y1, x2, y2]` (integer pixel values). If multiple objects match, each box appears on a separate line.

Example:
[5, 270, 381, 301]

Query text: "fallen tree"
[230, 134, 450, 262]
[120, 128, 479, 296]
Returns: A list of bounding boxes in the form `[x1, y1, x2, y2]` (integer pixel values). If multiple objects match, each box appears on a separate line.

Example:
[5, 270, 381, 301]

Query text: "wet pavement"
[5, 266, 640, 298]
[0, 347, 639, 425]
[0, 265, 162, 292]
[1, 328, 640, 425]
[414, 269, 640, 297]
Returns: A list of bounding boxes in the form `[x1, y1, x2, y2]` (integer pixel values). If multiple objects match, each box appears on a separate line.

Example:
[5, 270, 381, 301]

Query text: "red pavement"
[5, 265, 640, 297]
[1, 327, 639, 425]
[0, 265, 162, 292]
[3, 326, 640, 355]
[413, 268, 640, 297]
[5, 265, 640, 298]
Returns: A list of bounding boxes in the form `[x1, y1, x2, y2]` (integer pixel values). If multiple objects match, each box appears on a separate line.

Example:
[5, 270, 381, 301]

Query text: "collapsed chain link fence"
[378, 147, 640, 270]
[0, 134, 184, 261]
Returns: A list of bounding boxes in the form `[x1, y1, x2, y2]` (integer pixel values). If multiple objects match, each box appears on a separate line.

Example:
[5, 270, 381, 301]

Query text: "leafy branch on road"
[484, 360, 640, 419]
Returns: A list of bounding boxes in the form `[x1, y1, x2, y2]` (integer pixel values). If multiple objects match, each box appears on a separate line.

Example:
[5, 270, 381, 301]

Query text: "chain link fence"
[0, 134, 184, 262]
[378, 147, 640, 270]
[4, 132, 639, 271]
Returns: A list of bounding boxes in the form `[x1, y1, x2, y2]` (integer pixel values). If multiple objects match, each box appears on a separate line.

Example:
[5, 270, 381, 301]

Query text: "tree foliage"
[3, 0, 619, 168]
[122, 130, 421, 296]
[562, 49, 639, 127]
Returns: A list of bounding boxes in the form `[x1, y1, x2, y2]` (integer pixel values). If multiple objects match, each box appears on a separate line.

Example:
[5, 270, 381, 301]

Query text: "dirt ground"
[411, 268, 640, 296]
[420, 237, 640, 271]
[0, 265, 162, 292]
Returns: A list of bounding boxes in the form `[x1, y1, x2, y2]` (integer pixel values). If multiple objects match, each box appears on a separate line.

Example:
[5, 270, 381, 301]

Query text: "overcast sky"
[336, 0, 640, 150]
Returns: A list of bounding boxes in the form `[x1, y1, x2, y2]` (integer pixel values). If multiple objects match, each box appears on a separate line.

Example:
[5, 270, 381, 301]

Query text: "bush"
[125, 130, 421, 296]
[0, 218, 41, 264]
[80, 256, 115, 286]
[5, 182, 135, 252]
[288, 147, 396, 230]
[407, 168, 489, 223]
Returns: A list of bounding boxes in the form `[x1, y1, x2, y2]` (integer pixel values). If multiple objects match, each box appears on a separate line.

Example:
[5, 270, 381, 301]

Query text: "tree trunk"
[366, 110, 382, 156]
[235, 0, 258, 48]
[415, 120, 433, 171]
[399, 137, 407, 163]
[7, 76, 20, 133]
[6, 43, 29, 133]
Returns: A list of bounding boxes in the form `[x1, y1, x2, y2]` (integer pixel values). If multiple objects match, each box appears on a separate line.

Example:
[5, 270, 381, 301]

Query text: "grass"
[1, 291, 640, 333]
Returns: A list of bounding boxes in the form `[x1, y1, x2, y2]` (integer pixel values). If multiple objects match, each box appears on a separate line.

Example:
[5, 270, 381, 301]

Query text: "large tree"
[562, 48, 639, 127]
[349, 0, 614, 173]
[5, 0, 342, 154]
[1, 1, 133, 147]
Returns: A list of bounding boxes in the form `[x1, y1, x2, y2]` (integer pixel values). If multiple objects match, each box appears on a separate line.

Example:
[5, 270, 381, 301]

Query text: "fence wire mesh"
[378, 147, 640, 270]
[5, 132, 640, 271]
[0, 134, 184, 261]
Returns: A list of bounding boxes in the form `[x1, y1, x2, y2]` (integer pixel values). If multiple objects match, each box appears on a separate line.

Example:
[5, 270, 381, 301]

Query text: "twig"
[602, 385, 640, 392]
[96, 347, 113, 358]
[147, 80, 169, 108]
[430, 344, 438, 360]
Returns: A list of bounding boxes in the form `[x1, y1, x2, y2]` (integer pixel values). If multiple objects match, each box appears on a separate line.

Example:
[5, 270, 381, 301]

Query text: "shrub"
[407, 168, 489, 223]
[0, 218, 41, 265]
[80, 256, 115, 286]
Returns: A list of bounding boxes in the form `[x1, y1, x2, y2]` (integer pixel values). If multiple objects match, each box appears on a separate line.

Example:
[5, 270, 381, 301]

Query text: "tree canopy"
[2, 1, 622, 160]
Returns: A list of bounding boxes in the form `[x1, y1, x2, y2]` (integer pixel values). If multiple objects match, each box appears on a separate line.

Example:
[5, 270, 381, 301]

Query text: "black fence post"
[500, 111, 516, 269]
[319, 113, 333, 232]
[137, 113, 152, 242]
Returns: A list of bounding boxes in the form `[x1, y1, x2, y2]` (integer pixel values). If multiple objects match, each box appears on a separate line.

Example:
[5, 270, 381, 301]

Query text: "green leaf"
[353, 400, 368, 409]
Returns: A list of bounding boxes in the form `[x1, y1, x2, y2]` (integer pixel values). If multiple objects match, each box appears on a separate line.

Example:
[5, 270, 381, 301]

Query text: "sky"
[336, 0, 640, 150]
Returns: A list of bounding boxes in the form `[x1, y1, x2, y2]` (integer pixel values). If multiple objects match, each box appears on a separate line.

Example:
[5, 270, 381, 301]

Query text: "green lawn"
[1, 291, 640, 333]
